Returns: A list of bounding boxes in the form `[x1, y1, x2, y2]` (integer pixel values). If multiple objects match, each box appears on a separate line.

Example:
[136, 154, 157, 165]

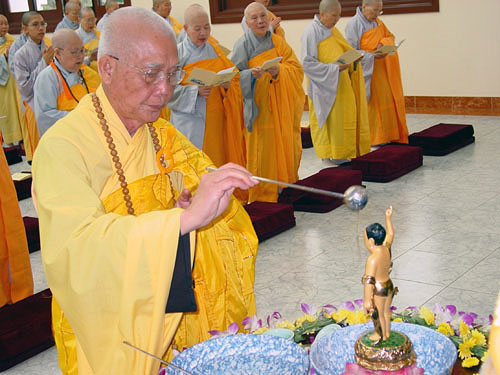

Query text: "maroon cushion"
[409, 123, 475, 156]
[3, 146, 22, 165]
[14, 177, 32, 201]
[244, 202, 296, 242]
[278, 168, 363, 213]
[351, 144, 423, 182]
[0, 289, 54, 371]
[301, 127, 313, 149]
[23, 217, 40, 253]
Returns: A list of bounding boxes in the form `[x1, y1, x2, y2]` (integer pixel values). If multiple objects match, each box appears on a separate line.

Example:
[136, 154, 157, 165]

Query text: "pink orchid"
[338, 301, 356, 312]
[266, 311, 283, 328]
[208, 322, 239, 338]
[322, 304, 337, 314]
[242, 315, 262, 332]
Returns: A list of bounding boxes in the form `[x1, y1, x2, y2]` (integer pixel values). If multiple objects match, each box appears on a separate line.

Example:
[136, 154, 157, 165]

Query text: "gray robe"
[345, 6, 377, 100]
[167, 37, 218, 149]
[231, 30, 274, 131]
[8, 33, 28, 79]
[76, 25, 99, 46]
[13, 38, 49, 110]
[96, 13, 109, 32]
[55, 16, 79, 32]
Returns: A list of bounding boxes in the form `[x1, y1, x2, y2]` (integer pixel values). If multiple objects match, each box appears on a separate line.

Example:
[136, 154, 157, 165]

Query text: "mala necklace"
[91, 92, 172, 215]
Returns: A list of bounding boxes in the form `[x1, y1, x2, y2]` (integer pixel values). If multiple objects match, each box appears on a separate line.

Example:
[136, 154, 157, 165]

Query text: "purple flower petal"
[159, 368, 165, 375]
[228, 322, 239, 334]
[490, 314, 494, 325]
[340, 301, 355, 311]
[446, 305, 457, 316]
[461, 314, 475, 326]
[390, 306, 397, 312]
[322, 304, 337, 314]
[354, 299, 364, 308]
[301, 303, 312, 315]
[208, 329, 222, 336]
[242, 316, 251, 327]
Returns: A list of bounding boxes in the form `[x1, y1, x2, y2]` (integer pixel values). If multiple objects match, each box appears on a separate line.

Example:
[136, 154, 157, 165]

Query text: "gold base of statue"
[354, 330, 416, 371]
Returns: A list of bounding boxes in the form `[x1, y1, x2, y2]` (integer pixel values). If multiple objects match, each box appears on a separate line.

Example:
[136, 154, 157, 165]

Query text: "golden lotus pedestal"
[354, 330, 416, 371]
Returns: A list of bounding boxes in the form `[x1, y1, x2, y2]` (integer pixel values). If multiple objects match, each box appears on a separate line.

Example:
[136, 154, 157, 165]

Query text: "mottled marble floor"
[5, 113, 500, 374]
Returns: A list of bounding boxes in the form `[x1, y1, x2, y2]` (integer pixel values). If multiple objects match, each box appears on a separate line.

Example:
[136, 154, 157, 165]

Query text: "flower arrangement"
[209, 300, 491, 371]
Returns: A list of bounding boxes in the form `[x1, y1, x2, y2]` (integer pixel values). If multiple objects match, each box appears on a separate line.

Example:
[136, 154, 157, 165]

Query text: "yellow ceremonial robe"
[0, 134, 34, 306]
[361, 19, 408, 145]
[83, 30, 100, 72]
[169, 16, 183, 35]
[246, 34, 304, 203]
[308, 28, 370, 159]
[33, 85, 257, 374]
[268, 10, 285, 39]
[0, 33, 14, 55]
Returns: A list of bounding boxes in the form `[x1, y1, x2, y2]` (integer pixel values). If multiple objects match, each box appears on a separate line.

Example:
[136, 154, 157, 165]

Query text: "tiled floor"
[5, 113, 500, 374]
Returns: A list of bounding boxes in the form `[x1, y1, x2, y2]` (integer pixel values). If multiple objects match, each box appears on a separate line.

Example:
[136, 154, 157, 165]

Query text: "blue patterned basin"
[310, 322, 457, 375]
[164, 334, 310, 375]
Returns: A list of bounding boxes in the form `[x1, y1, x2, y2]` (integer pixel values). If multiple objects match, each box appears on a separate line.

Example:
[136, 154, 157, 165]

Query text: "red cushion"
[0, 289, 54, 371]
[301, 127, 313, 149]
[23, 217, 40, 253]
[351, 144, 423, 182]
[3, 146, 22, 165]
[14, 177, 32, 201]
[244, 202, 296, 242]
[278, 168, 363, 213]
[409, 123, 474, 156]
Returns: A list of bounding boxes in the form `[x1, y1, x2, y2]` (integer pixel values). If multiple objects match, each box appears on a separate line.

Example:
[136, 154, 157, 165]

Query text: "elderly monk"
[32, 7, 259, 375]
[96, 0, 119, 32]
[34, 29, 100, 136]
[13, 11, 54, 161]
[76, 7, 100, 70]
[231, 2, 304, 203]
[241, 0, 285, 39]
[0, 134, 34, 307]
[301, 0, 370, 162]
[168, 5, 246, 170]
[345, 0, 408, 145]
[0, 15, 24, 146]
[55, 1, 81, 32]
[153, 0, 183, 35]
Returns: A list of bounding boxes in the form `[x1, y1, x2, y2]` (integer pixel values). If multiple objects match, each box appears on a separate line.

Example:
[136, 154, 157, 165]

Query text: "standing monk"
[241, 0, 285, 39]
[13, 11, 54, 161]
[32, 7, 258, 375]
[345, 0, 408, 145]
[168, 5, 246, 171]
[153, 0, 183, 35]
[301, 0, 370, 162]
[232, 2, 304, 203]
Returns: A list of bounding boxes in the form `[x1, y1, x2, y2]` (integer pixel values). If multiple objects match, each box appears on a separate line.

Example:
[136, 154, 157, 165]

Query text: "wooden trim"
[405, 96, 500, 116]
[209, 0, 439, 25]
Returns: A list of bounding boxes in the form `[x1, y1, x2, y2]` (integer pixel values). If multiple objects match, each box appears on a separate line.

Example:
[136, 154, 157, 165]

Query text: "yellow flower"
[295, 314, 316, 327]
[459, 320, 470, 337]
[437, 322, 454, 337]
[470, 329, 486, 346]
[253, 327, 269, 334]
[481, 350, 489, 362]
[275, 320, 295, 330]
[418, 306, 435, 325]
[393, 318, 403, 322]
[462, 356, 479, 368]
[458, 338, 475, 360]
[348, 310, 370, 325]
[332, 309, 353, 324]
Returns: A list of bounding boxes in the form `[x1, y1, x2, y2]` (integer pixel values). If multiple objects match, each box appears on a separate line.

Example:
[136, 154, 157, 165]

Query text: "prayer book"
[374, 39, 405, 55]
[261, 56, 282, 71]
[11, 172, 31, 181]
[217, 44, 231, 56]
[186, 67, 237, 86]
[85, 39, 99, 55]
[334, 49, 363, 65]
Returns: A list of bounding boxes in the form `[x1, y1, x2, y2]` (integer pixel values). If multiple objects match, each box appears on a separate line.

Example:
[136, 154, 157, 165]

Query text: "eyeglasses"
[59, 48, 85, 56]
[110, 55, 185, 86]
[368, 7, 383, 15]
[28, 22, 48, 28]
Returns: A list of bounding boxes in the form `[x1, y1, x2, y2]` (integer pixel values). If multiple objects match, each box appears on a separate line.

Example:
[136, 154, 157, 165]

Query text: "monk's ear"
[98, 55, 116, 85]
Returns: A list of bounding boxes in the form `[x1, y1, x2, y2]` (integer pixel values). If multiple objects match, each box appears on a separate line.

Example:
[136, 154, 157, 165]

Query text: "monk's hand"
[174, 189, 192, 209]
[42, 45, 55, 65]
[266, 65, 280, 77]
[90, 49, 98, 61]
[251, 66, 264, 79]
[374, 52, 388, 59]
[198, 86, 212, 99]
[179, 163, 258, 234]
[271, 16, 282, 30]
[386, 205, 392, 218]
[220, 81, 231, 90]
[338, 63, 349, 72]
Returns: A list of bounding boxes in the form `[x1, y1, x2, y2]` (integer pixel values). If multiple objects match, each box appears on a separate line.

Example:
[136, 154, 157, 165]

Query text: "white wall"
[132, 0, 500, 97]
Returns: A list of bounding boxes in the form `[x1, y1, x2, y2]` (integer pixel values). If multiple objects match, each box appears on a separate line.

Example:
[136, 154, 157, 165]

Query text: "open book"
[261, 56, 282, 71]
[11, 172, 31, 181]
[186, 67, 237, 87]
[374, 39, 405, 55]
[334, 49, 363, 65]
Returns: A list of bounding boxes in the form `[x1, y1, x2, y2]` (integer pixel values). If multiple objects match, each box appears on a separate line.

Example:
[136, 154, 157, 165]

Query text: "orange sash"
[245, 34, 304, 202]
[21, 100, 39, 162]
[360, 19, 408, 145]
[0, 134, 33, 306]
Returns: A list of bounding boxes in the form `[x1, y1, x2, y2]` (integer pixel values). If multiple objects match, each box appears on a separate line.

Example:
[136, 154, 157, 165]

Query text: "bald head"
[0, 14, 7, 23]
[363, 0, 383, 5]
[53, 29, 84, 72]
[362, 0, 382, 21]
[64, 1, 80, 14]
[22, 11, 41, 26]
[184, 4, 208, 26]
[319, 0, 340, 13]
[52, 28, 80, 49]
[244, 2, 267, 18]
[105, 0, 119, 9]
[0, 15, 8, 38]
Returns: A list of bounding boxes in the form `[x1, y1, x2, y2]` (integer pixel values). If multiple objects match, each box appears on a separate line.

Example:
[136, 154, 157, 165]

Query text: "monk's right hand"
[251, 66, 264, 79]
[198, 86, 212, 99]
[42, 46, 55, 65]
[179, 163, 258, 234]
[338, 63, 349, 72]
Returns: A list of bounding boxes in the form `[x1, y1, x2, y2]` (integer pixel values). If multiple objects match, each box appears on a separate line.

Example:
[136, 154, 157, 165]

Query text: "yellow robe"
[0, 134, 34, 306]
[83, 30, 100, 72]
[169, 16, 183, 35]
[32, 85, 257, 374]
[0, 34, 24, 144]
[360, 19, 408, 145]
[268, 10, 285, 39]
[246, 34, 304, 203]
[308, 28, 370, 159]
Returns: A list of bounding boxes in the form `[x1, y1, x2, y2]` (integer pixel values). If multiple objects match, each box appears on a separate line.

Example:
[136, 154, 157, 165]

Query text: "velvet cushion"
[3, 145, 22, 165]
[23, 217, 40, 253]
[351, 144, 423, 182]
[244, 202, 296, 242]
[14, 176, 32, 201]
[408, 123, 475, 156]
[0, 289, 54, 371]
[301, 127, 313, 149]
[278, 168, 363, 213]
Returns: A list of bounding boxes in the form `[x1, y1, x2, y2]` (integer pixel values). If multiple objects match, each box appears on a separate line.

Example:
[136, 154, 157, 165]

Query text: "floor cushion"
[23, 217, 40, 253]
[301, 127, 313, 149]
[3, 145, 22, 165]
[408, 123, 475, 156]
[244, 202, 296, 242]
